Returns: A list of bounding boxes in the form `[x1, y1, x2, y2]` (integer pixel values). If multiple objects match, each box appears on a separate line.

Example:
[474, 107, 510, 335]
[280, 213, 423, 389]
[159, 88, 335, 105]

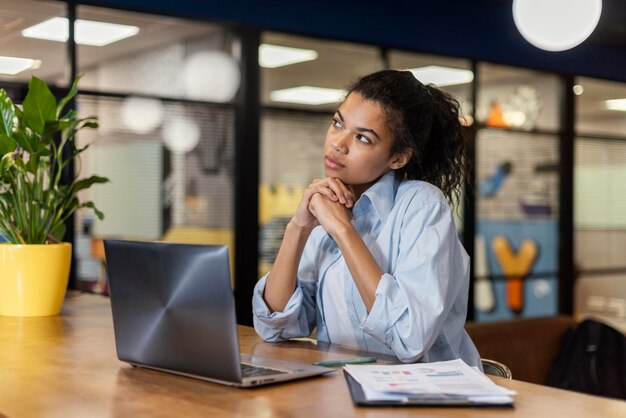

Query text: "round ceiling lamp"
[513, 0, 602, 51]
[121, 97, 164, 134]
[162, 115, 201, 154]
[182, 51, 240, 102]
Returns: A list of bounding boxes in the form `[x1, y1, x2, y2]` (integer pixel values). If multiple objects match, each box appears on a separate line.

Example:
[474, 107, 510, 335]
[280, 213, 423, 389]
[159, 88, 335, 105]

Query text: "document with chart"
[343, 359, 515, 407]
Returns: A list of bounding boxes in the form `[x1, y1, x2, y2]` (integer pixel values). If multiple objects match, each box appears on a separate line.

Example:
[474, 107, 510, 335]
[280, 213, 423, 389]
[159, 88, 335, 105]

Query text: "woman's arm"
[263, 178, 354, 312]
[360, 199, 468, 363]
[308, 193, 381, 311]
[263, 220, 313, 312]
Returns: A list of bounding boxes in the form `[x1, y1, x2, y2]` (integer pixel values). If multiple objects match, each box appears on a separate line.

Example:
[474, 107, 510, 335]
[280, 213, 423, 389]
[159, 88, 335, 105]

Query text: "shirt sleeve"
[252, 229, 321, 342]
[360, 197, 468, 363]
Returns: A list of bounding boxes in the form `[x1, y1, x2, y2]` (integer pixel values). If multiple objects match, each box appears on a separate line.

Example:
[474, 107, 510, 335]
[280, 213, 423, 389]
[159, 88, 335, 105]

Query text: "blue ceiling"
[82, 0, 626, 83]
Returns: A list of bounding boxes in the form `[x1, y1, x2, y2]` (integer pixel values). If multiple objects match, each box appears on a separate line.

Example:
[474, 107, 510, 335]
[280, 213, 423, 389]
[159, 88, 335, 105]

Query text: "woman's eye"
[356, 134, 371, 144]
[332, 118, 342, 128]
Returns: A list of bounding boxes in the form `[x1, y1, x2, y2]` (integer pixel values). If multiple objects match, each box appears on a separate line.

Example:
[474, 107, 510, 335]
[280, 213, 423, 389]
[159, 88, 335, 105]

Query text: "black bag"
[547, 319, 626, 399]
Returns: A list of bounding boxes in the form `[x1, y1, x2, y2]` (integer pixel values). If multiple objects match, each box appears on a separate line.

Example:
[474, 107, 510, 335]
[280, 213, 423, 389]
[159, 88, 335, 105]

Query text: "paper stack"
[344, 358, 515, 406]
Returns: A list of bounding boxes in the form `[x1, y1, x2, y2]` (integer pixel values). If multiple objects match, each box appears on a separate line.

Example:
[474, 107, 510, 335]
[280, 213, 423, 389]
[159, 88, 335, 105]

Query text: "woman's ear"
[389, 149, 412, 170]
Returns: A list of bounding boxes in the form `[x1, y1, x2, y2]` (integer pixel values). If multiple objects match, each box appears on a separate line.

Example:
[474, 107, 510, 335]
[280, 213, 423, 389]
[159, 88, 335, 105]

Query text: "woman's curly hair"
[347, 70, 469, 203]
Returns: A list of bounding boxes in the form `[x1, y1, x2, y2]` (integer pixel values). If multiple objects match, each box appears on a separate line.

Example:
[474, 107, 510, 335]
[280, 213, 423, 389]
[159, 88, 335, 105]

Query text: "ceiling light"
[0, 56, 41, 75]
[573, 85, 584, 95]
[270, 86, 346, 105]
[513, 0, 602, 51]
[259, 44, 318, 68]
[22, 17, 139, 47]
[407, 65, 474, 87]
[605, 99, 626, 112]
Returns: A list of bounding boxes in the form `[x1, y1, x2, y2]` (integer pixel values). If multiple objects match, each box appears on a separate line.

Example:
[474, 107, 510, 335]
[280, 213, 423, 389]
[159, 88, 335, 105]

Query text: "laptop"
[104, 239, 333, 387]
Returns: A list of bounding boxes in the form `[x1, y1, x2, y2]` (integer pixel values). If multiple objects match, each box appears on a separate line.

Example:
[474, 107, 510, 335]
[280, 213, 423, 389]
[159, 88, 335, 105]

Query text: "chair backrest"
[481, 358, 512, 379]
[466, 315, 577, 385]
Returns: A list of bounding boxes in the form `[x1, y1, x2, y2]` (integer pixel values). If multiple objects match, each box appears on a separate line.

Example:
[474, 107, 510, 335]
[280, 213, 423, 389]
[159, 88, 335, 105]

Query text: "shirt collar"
[358, 170, 398, 221]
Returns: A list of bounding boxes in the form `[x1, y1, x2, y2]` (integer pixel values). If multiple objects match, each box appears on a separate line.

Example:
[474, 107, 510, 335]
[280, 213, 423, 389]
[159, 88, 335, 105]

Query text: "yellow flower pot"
[0, 243, 72, 317]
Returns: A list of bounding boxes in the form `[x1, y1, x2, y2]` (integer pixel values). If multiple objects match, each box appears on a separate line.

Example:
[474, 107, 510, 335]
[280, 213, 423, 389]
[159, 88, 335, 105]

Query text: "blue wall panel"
[475, 220, 559, 322]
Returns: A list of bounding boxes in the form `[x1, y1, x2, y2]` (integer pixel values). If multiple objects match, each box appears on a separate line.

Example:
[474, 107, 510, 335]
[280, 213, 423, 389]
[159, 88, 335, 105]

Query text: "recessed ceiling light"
[0, 56, 41, 75]
[573, 84, 584, 95]
[270, 86, 346, 105]
[259, 44, 318, 68]
[407, 65, 474, 87]
[605, 99, 626, 112]
[22, 17, 139, 47]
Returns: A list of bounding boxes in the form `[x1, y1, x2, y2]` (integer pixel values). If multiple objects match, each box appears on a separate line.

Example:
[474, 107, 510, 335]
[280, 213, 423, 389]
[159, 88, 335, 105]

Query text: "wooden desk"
[0, 293, 624, 418]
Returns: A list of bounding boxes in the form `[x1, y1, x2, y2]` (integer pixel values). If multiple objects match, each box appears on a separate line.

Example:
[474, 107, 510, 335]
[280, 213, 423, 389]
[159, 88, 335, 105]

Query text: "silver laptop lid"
[104, 240, 243, 383]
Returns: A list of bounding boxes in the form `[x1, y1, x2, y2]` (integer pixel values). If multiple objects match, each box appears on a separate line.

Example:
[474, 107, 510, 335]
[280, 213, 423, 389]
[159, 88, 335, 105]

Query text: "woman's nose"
[331, 132, 349, 154]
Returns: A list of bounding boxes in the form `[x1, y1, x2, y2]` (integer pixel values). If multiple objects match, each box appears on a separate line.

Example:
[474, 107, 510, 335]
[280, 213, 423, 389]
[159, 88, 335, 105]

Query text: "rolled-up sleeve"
[360, 198, 466, 363]
[252, 229, 322, 342]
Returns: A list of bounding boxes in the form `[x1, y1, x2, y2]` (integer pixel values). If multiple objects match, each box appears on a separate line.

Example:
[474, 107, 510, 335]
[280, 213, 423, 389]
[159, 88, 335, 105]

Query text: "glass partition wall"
[259, 41, 476, 275]
[472, 64, 562, 321]
[388, 51, 473, 234]
[0, 2, 237, 292]
[574, 78, 626, 334]
[256, 33, 624, 323]
[73, 5, 237, 292]
[3, 1, 625, 324]
[0, 0, 67, 86]
[258, 32, 381, 275]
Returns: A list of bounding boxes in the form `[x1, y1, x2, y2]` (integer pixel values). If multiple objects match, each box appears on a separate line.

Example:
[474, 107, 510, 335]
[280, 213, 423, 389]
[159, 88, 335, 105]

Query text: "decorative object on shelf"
[485, 101, 508, 128]
[506, 85, 542, 131]
[492, 236, 538, 315]
[479, 161, 513, 198]
[484, 86, 543, 131]
[0, 76, 109, 316]
[520, 179, 552, 216]
[474, 234, 496, 313]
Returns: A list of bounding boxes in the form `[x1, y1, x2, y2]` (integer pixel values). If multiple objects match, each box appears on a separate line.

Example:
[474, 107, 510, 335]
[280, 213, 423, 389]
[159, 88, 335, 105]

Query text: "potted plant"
[0, 76, 108, 316]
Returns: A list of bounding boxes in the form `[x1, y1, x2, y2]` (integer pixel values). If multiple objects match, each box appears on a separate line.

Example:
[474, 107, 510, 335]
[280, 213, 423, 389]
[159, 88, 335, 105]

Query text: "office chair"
[481, 358, 513, 379]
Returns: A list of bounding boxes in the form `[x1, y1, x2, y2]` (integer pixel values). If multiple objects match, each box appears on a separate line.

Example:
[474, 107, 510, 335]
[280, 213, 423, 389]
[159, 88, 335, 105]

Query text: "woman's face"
[324, 92, 409, 198]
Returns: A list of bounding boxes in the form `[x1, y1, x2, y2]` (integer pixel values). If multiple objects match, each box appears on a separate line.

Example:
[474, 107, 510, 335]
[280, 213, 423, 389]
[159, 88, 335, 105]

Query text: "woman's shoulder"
[396, 179, 448, 207]
[392, 180, 456, 229]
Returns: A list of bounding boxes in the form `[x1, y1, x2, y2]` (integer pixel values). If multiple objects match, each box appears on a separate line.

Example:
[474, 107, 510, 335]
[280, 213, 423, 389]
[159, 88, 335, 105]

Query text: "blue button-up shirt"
[252, 171, 481, 367]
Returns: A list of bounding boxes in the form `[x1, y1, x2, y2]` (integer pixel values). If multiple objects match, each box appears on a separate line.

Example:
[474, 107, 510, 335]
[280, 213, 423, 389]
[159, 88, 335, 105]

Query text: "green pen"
[313, 356, 377, 367]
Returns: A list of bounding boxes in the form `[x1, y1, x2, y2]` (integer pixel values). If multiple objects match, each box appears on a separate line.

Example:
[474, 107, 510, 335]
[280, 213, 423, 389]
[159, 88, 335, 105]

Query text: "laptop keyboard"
[241, 363, 289, 378]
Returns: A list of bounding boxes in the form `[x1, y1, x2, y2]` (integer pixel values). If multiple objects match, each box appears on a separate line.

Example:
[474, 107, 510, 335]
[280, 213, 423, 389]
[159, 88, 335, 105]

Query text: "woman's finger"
[305, 182, 338, 202]
[326, 177, 353, 207]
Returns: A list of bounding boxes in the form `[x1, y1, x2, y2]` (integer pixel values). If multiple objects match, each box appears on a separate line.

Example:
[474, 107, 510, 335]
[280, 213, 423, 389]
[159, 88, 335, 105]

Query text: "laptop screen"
[104, 240, 243, 382]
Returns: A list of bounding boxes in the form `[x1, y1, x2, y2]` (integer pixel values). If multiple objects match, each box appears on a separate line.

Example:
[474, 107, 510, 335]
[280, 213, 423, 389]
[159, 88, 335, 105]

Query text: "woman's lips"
[325, 156, 345, 169]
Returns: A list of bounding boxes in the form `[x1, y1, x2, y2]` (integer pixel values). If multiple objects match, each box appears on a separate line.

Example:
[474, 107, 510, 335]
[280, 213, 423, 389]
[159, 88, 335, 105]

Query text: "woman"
[252, 70, 481, 367]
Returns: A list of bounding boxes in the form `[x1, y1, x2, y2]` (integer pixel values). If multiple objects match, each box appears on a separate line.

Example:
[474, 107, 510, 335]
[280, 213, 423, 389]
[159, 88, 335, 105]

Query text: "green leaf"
[22, 76, 57, 134]
[50, 222, 66, 242]
[56, 74, 82, 119]
[80, 201, 105, 220]
[13, 126, 49, 157]
[0, 89, 15, 137]
[71, 175, 109, 194]
[81, 121, 98, 129]
[0, 152, 15, 175]
[0, 133, 16, 155]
